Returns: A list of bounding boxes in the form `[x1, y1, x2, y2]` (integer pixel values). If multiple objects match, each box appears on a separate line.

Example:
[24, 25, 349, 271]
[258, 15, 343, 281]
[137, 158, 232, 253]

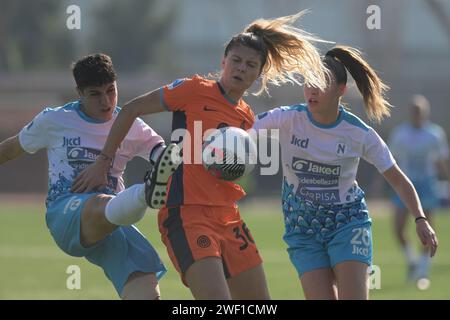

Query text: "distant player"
[0, 53, 181, 299]
[253, 46, 438, 299]
[72, 12, 329, 299]
[388, 94, 449, 288]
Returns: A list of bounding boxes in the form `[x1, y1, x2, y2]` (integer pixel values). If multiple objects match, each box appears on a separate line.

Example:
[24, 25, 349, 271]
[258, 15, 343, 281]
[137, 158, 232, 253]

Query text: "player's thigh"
[227, 263, 270, 300]
[325, 220, 372, 300]
[158, 206, 230, 299]
[184, 257, 231, 300]
[80, 193, 116, 247]
[333, 261, 369, 300]
[46, 193, 111, 256]
[121, 271, 160, 300]
[300, 267, 337, 300]
[85, 224, 167, 296]
[285, 232, 333, 295]
[221, 214, 267, 299]
[220, 213, 268, 300]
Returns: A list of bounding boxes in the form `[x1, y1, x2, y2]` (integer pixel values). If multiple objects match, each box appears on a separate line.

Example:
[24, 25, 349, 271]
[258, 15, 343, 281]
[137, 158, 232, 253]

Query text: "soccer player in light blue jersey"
[253, 46, 438, 299]
[0, 54, 181, 299]
[388, 94, 449, 288]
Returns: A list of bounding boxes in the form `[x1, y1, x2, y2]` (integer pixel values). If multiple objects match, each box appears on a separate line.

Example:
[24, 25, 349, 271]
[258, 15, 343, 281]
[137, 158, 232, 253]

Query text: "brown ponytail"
[325, 46, 391, 123]
[225, 11, 329, 95]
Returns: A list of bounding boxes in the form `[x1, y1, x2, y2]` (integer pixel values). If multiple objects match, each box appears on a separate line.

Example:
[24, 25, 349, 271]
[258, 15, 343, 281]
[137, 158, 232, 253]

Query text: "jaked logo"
[63, 137, 81, 147]
[290, 135, 309, 149]
[292, 158, 341, 176]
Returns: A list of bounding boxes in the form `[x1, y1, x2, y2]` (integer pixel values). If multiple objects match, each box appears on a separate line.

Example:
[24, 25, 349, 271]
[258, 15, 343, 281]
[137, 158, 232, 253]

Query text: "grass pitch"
[0, 198, 449, 299]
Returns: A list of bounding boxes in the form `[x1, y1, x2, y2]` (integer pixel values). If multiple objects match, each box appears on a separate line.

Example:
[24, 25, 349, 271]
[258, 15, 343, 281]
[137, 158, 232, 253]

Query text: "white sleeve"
[130, 118, 165, 160]
[18, 108, 51, 154]
[362, 128, 396, 173]
[253, 107, 287, 131]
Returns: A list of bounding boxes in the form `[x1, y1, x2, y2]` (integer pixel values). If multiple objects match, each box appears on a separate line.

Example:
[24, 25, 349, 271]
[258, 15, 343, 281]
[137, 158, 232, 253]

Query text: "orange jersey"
[160, 75, 255, 207]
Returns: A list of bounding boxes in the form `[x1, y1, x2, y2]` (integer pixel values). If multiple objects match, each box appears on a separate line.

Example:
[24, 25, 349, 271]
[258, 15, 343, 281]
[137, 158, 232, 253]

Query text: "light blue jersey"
[18, 101, 167, 294]
[19, 101, 164, 206]
[389, 122, 448, 210]
[254, 104, 395, 275]
[389, 122, 448, 181]
[254, 103, 395, 210]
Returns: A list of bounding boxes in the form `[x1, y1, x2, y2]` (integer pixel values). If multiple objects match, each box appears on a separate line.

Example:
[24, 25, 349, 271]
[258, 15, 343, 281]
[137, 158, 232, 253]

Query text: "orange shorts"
[158, 205, 263, 286]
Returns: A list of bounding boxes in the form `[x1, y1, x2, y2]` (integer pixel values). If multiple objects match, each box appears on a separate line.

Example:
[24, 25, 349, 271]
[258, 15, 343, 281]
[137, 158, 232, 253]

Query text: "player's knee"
[80, 195, 115, 247]
[82, 195, 112, 225]
[121, 272, 161, 300]
[151, 287, 161, 300]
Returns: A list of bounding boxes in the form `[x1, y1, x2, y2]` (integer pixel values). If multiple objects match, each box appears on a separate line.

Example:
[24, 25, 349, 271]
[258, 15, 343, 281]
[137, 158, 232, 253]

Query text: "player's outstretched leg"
[145, 143, 182, 208]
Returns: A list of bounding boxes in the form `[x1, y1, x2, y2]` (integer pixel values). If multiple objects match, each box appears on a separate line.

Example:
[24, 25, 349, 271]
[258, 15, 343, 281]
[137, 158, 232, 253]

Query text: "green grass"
[0, 200, 449, 299]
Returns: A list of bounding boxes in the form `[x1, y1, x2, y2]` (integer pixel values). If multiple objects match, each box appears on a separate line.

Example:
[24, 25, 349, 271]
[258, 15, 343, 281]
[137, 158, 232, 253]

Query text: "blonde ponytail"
[225, 11, 329, 95]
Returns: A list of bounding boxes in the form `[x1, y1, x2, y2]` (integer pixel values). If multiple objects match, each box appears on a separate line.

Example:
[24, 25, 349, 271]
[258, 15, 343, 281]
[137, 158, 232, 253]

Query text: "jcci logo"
[63, 137, 81, 147]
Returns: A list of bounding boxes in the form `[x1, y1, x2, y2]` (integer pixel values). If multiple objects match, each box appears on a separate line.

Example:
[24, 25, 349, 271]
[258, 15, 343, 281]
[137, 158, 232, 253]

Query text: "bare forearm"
[101, 107, 139, 158]
[383, 164, 425, 219]
[384, 165, 438, 257]
[394, 179, 424, 218]
[102, 90, 164, 158]
[0, 135, 25, 165]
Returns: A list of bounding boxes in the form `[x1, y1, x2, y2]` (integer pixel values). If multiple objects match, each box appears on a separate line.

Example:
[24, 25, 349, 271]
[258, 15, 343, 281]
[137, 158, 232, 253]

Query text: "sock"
[402, 244, 416, 266]
[149, 143, 166, 166]
[417, 253, 432, 279]
[104, 184, 147, 226]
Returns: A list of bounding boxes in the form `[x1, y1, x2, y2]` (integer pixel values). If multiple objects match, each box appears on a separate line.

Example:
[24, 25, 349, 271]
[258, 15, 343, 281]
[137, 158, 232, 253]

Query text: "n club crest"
[336, 142, 346, 156]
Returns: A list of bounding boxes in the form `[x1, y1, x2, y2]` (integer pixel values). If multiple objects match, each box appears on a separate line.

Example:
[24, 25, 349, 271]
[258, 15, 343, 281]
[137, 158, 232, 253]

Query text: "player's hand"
[71, 159, 110, 193]
[416, 219, 438, 257]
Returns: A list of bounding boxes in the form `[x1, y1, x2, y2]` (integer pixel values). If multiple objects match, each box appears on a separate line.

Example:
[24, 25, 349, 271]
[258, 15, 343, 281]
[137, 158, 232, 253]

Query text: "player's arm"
[72, 88, 164, 193]
[102, 88, 164, 159]
[383, 164, 438, 257]
[0, 135, 26, 165]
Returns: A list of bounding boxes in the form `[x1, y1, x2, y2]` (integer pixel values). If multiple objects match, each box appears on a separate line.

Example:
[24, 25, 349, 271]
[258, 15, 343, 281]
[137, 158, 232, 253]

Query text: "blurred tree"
[0, 0, 76, 72]
[90, 0, 177, 71]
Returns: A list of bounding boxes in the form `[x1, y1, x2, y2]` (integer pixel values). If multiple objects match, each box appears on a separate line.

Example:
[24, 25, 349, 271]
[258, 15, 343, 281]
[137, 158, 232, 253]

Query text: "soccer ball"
[202, 127, 257, 181]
